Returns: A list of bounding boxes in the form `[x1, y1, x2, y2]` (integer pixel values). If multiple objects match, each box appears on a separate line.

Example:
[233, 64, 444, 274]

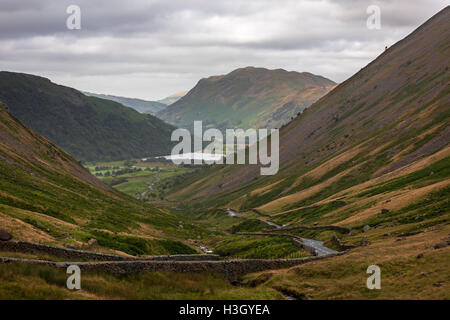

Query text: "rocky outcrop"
[331, 233, 357, 250]
[360, 236, 369, 246]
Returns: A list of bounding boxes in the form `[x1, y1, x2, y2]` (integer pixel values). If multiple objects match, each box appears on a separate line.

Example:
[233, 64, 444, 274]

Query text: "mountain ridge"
[0, 71, 176, 162]
[157, 66, 336, 131]
[82, 91, 168, 114]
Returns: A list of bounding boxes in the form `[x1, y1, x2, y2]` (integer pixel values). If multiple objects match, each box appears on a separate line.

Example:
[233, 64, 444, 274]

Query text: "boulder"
[36, 222, 51, 233]
[380, 208, 390, 214]
[361, 236, 369, 246]
[332, 233, 340, 244]
[0, 229, 12, 241]
[434, 243, 448, 250]
[87, 238, 98, 246]
[416, 253, 424, 259]
[363, 225, 371, 233]
[61, 232, 73, 239]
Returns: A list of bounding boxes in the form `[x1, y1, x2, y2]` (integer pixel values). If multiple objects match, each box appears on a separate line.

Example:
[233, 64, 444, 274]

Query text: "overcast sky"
[0, 0, 447, 100]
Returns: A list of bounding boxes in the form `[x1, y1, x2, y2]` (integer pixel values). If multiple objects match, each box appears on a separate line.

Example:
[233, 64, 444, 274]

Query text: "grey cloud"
[0, 0, 447, 99]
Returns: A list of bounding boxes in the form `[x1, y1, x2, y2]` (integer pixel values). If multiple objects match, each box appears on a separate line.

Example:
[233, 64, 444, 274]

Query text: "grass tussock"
[0, 263, 282, 300]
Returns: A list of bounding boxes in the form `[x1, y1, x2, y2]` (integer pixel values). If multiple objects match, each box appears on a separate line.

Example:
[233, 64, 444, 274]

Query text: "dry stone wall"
[0, 241, 219, 261]
[0, 251, 346, 281]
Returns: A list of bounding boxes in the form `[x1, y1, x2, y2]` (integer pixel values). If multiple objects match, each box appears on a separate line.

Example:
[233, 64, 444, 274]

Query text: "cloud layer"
[0, 0, 447, 99]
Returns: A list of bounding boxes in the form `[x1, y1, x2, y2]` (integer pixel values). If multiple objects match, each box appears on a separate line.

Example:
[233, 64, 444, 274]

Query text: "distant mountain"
[83, 92, 167, 114]
[157, 67, 335, 131]
[157, 90, 188, 105]
[0, 72, 176, 162]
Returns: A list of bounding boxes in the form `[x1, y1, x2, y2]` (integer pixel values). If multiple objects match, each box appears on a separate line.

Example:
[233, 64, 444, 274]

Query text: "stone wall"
[266, 224, 351, 234]
[0, 251, 346, 281]
[0, 241, 219, 261]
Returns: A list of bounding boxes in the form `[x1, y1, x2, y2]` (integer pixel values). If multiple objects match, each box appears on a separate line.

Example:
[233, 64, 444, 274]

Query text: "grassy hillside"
[0, 103, 206, 256]
[0, 264, 282, 299]
[83, 92, 167, 114]
[157, 67, 335, 131]
[156, 7, 450, 298]
[0, 72, 175, 162]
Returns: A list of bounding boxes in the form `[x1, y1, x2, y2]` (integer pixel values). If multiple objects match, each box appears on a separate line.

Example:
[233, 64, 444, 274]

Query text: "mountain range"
[157, 67, 336, 131]
[82, 90, 188, 114]
[82, 92, 168, 114]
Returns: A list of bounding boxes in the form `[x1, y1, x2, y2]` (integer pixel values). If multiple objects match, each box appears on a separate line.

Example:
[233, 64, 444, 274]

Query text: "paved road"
[225, 208, 337, 256]
[300, 238, 337, 256]
[225, 208, 237, 217]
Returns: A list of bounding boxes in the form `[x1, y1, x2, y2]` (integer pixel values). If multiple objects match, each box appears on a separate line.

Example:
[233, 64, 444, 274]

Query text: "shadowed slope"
[0, 72, 175, 162]
[0, 103, 198, 255]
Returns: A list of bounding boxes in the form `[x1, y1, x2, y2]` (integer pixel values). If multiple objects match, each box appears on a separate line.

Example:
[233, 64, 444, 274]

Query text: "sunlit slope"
[0, 103, 200, 255]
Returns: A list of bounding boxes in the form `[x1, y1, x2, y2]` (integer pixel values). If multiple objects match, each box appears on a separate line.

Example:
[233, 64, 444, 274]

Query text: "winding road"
[300, 238, 337, 256]
[225, 208, 337, 256]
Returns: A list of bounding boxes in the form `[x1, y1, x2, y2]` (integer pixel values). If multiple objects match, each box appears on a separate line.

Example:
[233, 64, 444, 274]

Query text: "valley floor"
[0, 224, 447, 299]
[0, 263, 282, 300]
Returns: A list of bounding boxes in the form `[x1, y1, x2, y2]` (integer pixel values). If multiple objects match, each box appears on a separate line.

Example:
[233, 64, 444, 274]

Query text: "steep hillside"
[157, 90, 188, 105]
[0, 72, 175, 162]
[83, 92, 167, 114]
[169, 7, 449, 209]
[157, 67, 335, 131]
[0, 103, 202, 255]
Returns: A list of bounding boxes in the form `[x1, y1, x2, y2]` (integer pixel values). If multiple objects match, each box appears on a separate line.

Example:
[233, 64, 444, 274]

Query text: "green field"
[86, 158, 192, 200]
